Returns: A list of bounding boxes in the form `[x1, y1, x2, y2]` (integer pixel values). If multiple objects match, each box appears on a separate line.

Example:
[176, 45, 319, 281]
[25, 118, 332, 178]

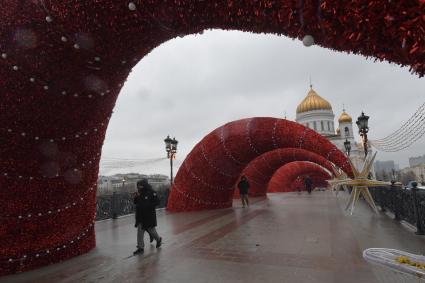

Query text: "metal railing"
[96, 191, 169, 221]
[369, 183, 425, 235]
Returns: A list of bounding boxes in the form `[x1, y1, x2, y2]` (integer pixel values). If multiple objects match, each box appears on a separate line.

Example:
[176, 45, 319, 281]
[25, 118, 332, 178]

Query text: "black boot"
[133, 248, 144, 255]
[156, 237, 162, 248]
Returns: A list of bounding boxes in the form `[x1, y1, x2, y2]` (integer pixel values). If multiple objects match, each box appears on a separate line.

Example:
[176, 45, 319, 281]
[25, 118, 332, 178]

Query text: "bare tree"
[382, 171, 389, 182]
[400, 171, 417, 186]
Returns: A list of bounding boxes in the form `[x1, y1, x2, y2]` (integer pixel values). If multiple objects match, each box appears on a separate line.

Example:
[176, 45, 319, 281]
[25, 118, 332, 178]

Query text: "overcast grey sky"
[100, 30, 425, 176]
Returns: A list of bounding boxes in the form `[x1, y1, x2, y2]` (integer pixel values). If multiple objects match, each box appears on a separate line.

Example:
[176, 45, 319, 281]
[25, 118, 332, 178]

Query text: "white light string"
[271, 119, 279, 150]
[243, 166, 270, 186]
[1, 153, 101, 181]
[297, 127, 309, 149]
[1, 117, 110, 144]
[172, 183, 231, 207]
[220, 126, 245, 166]
[248, 119, 344, 183]
[2, 221, 95, 264]
[243, 162, 270, 180]
[261, 154, 275, 172]
[100, 157, 167, 170]
[296, 127, 350, 175]
[245, 119, 261, 155]
[0, 50, 118, 99]
[0, 1, 145, 101]
[199, 144, 236, 178]
[372, 114, 425, 148]
[257, 120, 280, 171]
[372, 103, 425, 143]
[183, 160, 233, 191]
[371, 102, 425, 152]
[2, 184, 96, 219]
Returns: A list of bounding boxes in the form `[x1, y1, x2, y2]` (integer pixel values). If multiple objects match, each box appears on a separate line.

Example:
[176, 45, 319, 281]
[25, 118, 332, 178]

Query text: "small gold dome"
[296, 87, 333, 114]
[336, 127, 340, 135]
[338, 110, 352, 123]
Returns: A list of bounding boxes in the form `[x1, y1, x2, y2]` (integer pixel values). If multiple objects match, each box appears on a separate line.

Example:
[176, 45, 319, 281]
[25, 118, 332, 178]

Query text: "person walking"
[237, 175, 250, 207]
[304, 176, 313, 194]
[133, 179, 162, 255]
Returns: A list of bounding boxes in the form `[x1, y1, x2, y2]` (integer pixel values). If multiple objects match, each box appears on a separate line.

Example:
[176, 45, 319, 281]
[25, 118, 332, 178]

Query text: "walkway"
[3, 191, 425, 283]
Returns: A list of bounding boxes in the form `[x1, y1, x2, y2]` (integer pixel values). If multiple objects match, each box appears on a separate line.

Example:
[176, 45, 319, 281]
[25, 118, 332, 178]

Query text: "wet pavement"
[3, 191, 425, 283]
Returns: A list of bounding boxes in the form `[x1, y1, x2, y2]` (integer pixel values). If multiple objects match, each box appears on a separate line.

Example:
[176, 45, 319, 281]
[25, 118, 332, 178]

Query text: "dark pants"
[137, 224, 160, 249]
[241, 193, 249, 207]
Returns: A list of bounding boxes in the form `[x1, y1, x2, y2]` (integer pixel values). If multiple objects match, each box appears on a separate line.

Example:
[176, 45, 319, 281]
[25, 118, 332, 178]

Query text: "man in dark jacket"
[305, 176, 313, 194]
[237, 175, 250, 207]
[133, 179, 162, 255]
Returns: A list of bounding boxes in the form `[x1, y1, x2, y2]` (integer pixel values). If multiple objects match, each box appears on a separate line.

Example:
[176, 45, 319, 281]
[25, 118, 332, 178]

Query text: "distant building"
[97, 175, 125, 194]
[147, 174, 171, 190]
[97, 173, 170, 195]
[409, 155, 425, 167]
[374, 160, 397, 174]
[373, 160, 398, 181]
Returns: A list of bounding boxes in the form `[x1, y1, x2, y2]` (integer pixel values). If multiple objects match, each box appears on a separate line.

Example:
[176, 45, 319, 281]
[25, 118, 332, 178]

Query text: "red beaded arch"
[234, 148, 337, 198]
[1, 0, 423, 275]
[167, 117, 350, 212]
[290, 173, 330, 192]
[268, 161, 332, 192]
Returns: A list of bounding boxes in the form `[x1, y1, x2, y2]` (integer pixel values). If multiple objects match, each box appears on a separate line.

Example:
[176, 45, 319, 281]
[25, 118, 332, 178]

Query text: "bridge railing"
[96, 190, 169, 221]
[369, 184, 425, 235]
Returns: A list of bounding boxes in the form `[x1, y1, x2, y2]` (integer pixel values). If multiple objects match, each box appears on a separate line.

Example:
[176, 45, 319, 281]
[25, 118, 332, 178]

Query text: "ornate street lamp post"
[122, 178, 126, 191]
[344, 139, 351, 156]
[356, 112, 370, 158]
[164, 135, 178, 185]
[344, 127, 350, 137]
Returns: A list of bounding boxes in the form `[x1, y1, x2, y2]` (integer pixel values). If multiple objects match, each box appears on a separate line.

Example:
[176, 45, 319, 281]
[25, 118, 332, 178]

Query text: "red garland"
[268, 162, 332, 193]
[233, 148, 337, 198]
[1, 0, 423, 276]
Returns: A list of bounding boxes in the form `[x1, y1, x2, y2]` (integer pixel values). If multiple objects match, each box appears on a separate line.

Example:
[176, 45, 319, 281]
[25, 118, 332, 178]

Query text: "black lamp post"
[122, 178, 126, 190]
[356, 112, 370, 158]
[164, 135, 178, 185]
[344, 127, 350, 137]
[344, 139, 351, 156]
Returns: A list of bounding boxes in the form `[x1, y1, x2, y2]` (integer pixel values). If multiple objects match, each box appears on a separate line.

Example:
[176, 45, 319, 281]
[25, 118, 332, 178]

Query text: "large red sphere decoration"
[1, 0, 423, 276]
[268, 161, 332, 192]
[168, 117, 350, 212]
[235, 148, 337, 198]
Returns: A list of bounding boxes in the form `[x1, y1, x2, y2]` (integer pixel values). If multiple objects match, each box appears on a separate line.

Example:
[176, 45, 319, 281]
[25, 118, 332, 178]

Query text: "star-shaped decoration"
[328, 152, 389, 215]
[329, 164, 348, 196]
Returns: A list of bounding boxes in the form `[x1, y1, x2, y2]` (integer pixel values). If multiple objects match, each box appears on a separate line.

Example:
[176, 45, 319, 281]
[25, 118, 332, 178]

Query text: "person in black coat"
[237, 175, 250, 207]
[304, 176, 313, 194]
[133, 179, 162, 255]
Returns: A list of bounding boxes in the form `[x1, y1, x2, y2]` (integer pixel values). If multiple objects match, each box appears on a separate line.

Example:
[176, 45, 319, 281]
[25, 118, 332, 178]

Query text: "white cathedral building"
[295, 85, 373, 173]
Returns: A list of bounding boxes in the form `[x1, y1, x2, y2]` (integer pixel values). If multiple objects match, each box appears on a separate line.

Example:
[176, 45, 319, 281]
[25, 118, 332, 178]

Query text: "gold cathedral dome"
[296, 86, 333, 114]
[338, 110, 352, 123]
